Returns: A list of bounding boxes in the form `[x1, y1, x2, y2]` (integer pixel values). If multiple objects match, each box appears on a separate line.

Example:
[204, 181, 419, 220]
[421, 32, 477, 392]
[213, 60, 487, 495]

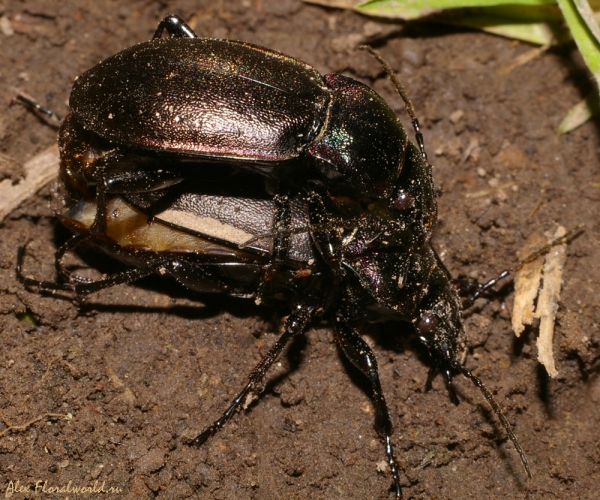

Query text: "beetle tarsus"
[443, 368, 460, 405]
[385, 435, 402, 498]
[12, 93, 62, 125]
[194, 382, 253, 446]
[16, 245, 77, 293]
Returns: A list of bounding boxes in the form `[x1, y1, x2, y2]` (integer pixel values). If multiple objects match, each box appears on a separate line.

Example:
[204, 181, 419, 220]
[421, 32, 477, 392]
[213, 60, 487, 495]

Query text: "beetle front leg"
[333, 315, 402, 499]
[194, 302, 314, 445]
[152, 15, 197, 39]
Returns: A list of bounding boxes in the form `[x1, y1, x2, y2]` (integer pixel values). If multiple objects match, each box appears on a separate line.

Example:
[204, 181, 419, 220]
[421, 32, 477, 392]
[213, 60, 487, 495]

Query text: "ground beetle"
[18, 15, 532, 497]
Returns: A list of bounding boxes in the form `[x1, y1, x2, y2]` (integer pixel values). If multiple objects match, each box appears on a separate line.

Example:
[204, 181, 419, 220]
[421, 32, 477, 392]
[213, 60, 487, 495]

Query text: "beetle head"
[414, 290, 468, 367]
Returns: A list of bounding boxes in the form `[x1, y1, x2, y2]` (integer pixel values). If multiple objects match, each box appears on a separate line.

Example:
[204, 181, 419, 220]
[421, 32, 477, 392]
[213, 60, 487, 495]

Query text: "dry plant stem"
[535, 226, 567, 378]
[0, 144, 59, 224]
[512, 234, 547, 337]
[497, 44, 551, 76]
[0, 412, 69, 438]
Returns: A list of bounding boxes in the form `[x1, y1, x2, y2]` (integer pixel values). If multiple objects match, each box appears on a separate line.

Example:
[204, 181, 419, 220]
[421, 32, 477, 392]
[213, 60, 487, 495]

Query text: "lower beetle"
[18, 15, 532, 498]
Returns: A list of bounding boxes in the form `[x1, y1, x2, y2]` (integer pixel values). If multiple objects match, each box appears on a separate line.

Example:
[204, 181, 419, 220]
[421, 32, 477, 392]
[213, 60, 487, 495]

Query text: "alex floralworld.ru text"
[5, 479, 123, 495]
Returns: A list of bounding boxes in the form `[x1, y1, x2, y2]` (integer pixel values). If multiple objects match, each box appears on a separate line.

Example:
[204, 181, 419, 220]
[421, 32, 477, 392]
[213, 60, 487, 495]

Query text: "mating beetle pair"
[19, 15, 531, 497]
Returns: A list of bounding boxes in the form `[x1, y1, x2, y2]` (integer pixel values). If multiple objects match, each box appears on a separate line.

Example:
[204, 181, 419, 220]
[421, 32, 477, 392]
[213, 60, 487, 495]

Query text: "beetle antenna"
[465, 224, 584, 307]
[449, 359, 532, 479]
[359, 45, 427, 161]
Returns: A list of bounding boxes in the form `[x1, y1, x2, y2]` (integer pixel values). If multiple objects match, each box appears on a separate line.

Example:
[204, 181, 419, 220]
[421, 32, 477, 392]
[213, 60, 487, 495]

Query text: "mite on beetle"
[18, 15, 533, 497]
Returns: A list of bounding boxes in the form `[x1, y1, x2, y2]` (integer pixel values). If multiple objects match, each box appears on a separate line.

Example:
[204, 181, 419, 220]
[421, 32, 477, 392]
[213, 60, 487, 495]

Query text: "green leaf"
[358, 0, 556, 11]
[355, 1, 571, 44]
[441, 6, 570, 44]
[356, 0, 558, 20]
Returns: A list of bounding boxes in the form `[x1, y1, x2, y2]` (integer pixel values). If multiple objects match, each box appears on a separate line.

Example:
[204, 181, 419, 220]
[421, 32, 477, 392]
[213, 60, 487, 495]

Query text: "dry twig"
[0, 411, 70, 438]
[0, 144, 59, 224]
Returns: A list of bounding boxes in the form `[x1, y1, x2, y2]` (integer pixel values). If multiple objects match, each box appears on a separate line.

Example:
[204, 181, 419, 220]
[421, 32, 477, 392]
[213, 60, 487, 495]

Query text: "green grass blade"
[557, 0, 600, 85]
[573, 0, 600, 44]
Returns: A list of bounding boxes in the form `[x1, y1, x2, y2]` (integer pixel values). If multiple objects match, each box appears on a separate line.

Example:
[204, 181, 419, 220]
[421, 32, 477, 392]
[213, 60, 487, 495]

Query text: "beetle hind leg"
[333, 315, 402, 499]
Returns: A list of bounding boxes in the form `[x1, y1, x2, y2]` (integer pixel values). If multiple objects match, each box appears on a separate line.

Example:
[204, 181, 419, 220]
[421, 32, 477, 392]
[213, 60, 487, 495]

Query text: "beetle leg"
[48, 180, 111, 283]
[17, 232, 98, 291]
[152, 15, 198, 40]
[333, 315, 402, 499]
[18, 243, 161, 295]
[53, 232, 93, 283]
[464, 225, 583, 306]
[256, 193, 292, 303]
[12, 94, 62, 125]
[19, 245, 239, 298]
[90, 178, 109, 234]
[271, 194, 292, 263]
[194, 302, 314, 445]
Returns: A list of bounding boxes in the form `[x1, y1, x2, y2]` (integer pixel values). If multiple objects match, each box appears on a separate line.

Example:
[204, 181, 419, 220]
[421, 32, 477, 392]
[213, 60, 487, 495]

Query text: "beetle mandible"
[18, 15, 532, 497]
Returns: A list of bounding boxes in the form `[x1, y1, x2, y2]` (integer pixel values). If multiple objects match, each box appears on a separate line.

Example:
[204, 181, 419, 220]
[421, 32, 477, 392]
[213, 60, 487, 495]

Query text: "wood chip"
[534, 226, 567, 378]
[511, 227, 568, 378]
[0, 144, 59, 224]
[512, 234, 546, 337]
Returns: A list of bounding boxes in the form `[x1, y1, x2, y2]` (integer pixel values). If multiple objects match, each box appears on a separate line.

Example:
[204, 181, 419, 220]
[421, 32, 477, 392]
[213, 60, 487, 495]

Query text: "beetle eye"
[391, 190, 415, 211]
[417, 313, 439, 334]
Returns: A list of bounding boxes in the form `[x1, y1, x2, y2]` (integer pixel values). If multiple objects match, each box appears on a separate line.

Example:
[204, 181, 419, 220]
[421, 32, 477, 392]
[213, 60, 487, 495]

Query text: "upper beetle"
[61, 15, 419, 202]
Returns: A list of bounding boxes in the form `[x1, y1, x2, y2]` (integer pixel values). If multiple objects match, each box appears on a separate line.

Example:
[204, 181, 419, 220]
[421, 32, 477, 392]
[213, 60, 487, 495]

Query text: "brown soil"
[1, 1, 599, 499]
